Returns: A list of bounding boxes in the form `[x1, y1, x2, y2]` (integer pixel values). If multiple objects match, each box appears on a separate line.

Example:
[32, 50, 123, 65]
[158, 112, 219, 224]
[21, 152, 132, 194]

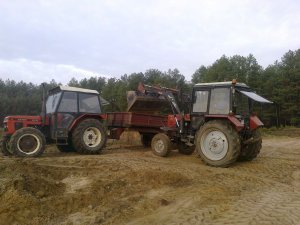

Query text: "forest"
[0, 48, 299, 127]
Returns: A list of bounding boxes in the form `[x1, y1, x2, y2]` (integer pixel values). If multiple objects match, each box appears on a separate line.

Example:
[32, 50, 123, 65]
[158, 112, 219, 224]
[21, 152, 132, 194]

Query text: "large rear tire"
[238, 129, 262, 161]
[72, 119, 107, 154]
[151, 133, 171, 157]
[0, 136, 13, 156]
[9, 127, 46, 157]
[196, 120, 241, 167]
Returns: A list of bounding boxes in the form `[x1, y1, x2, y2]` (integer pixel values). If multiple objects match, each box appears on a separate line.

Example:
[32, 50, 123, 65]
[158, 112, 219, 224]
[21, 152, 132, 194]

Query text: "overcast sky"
[0, 0, 299, 84]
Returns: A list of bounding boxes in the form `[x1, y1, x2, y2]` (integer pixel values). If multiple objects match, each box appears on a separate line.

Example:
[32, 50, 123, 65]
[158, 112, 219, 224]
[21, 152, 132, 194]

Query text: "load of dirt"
[1, 136, 300, 225]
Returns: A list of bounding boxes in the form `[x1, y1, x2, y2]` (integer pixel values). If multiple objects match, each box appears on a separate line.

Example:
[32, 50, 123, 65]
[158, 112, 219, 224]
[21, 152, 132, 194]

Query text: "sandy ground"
[0, 135, 300, 225]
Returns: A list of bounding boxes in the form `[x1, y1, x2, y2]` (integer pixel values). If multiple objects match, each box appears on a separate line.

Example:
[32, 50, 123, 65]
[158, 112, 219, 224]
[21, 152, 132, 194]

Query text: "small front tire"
[151, 133, 171, 157]
[9, 127, 46, 157]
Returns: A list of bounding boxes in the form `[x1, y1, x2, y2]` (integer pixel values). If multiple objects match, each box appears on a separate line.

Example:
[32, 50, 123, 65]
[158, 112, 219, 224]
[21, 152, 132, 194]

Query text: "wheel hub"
[201, 130, 228, 160]
[83, 127, 101, 147]
[154, 140, 165, 153]
[17, 134, 40, 154]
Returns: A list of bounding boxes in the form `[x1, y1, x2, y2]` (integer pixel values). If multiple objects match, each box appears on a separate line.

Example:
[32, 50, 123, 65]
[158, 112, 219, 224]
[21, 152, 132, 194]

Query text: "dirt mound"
[0, 136, 300, 224]
[0, 153, 191, 225]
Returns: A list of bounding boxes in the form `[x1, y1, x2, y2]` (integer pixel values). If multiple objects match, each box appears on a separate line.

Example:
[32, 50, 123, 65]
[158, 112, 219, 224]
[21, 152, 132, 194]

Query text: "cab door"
[190, 89, 210, 130]
[52, 91, 78, 141]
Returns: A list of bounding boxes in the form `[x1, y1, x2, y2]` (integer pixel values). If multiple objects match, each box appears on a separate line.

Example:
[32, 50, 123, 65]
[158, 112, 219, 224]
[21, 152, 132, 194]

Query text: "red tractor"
[108, 80, 272, 167]
[1, 86, 107, 157]
[185, 80, 271, 166]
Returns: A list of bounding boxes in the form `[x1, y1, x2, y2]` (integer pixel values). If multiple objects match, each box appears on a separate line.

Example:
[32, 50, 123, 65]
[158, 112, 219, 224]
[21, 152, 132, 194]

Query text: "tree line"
[0, 49, 299, 127]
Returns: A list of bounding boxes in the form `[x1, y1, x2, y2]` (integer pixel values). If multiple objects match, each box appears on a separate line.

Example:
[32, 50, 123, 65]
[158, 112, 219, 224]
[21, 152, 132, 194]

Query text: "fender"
[204, 115, 244, 132]
[249, 115, 264, 130]
[68, 113, 107, 131]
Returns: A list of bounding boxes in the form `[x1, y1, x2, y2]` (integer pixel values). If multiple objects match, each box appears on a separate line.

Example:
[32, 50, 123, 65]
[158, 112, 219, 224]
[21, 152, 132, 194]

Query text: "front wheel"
[9, 127, 46, 157]
[72, 119, 107, 154]
[151, 133, 171, 157]
[196, 120, 241, 167]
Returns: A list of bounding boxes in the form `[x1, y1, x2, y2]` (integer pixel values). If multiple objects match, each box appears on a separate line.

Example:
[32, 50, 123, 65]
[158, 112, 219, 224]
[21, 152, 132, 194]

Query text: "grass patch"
[261, 126, 300, 137]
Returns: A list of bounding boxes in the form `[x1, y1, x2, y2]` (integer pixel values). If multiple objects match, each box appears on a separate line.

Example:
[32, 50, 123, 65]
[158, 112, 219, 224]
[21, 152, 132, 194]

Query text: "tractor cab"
[190, 80, 272, 131]
[189, 80, 272, 167]
[45, 86, 102, 144]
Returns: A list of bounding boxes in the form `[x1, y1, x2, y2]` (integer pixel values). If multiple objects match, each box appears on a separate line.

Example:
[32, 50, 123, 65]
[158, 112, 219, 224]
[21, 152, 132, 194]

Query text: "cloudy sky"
[0, 0, 299, 84]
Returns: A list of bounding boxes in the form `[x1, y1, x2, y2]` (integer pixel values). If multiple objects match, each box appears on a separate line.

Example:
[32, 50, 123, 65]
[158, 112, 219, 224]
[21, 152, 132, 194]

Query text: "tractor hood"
[4, 115, 43, 123]
[237, 90, 272, 104]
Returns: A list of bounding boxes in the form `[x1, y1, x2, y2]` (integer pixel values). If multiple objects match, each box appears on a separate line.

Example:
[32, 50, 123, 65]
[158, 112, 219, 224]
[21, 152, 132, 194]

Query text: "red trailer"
[105, 112, 173, 150]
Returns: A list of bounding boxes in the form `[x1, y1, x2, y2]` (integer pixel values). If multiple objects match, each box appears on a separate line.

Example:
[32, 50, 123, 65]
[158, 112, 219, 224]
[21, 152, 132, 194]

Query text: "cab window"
[209, 88, 230, 114]
[193, 90, 209, 113]
[46, 92, 62, 113]
[79, 93, 101, 113]
[57, 92, 78, 113]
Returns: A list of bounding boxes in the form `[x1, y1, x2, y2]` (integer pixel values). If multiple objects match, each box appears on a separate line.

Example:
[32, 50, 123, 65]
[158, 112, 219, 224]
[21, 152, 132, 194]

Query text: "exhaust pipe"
[41, 83, 46, 126]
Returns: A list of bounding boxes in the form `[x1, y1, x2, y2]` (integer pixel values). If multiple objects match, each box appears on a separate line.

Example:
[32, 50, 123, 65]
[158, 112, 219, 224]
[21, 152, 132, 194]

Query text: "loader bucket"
[127, 91, 169, 113]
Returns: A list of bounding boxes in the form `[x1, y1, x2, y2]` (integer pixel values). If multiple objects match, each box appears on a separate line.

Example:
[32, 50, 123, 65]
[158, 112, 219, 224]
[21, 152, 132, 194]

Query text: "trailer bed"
[106, 112, 168, 128]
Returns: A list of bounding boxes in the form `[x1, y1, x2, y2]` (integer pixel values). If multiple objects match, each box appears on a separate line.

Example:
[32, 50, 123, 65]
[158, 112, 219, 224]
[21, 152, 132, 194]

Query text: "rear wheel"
[141, 134, 153, 147]
[196, 120, 241, 167]
[9, 127, 46, 157]
[151, 133, 171, 157]
[72, 119, 107, 154]
[238, 129, 262, 161]
[178, 142, 195, 155]
[0, 136, 13, 156]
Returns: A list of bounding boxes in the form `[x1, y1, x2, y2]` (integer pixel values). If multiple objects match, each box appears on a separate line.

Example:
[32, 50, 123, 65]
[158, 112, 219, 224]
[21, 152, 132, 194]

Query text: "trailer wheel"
[0, 136, 13, 156]
[178, 142, 195, 155]
[151, 133, 171, 157]
[9, 127, 46, 157]
[238, 129, 262, 161]
[196, 120, 241, 167]
[72, 119, 107, 154]
[141, 134, 154, 147]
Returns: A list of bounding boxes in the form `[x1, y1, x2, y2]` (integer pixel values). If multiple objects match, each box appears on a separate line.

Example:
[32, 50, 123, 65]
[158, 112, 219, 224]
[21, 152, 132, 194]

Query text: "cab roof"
[49, 86, 99, 94]
[194, 81, 248, 88]
[48, 86, 110, 105]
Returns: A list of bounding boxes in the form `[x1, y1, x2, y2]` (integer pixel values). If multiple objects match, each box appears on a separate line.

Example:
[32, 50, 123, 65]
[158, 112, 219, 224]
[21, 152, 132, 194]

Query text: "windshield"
[46, 92, 62, 113]
[209, 88, 230, 114]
